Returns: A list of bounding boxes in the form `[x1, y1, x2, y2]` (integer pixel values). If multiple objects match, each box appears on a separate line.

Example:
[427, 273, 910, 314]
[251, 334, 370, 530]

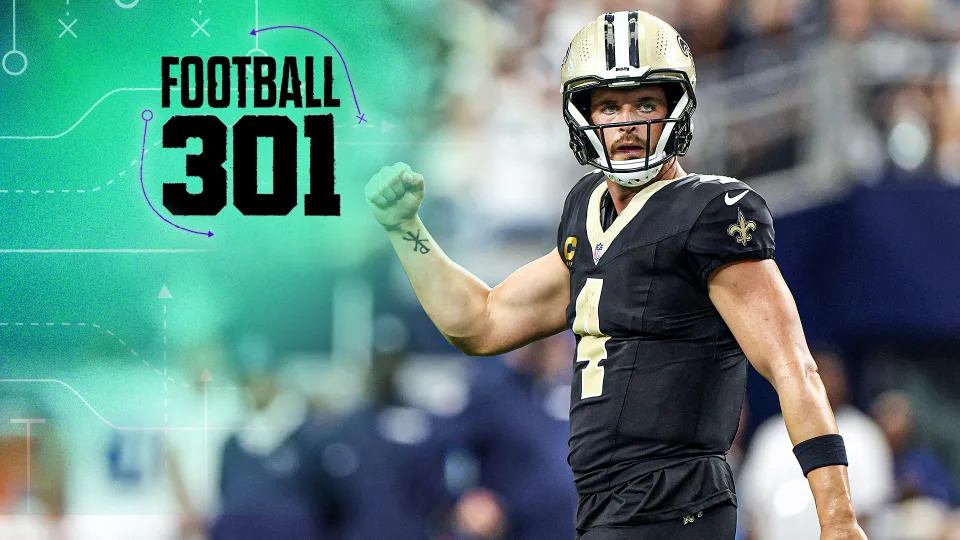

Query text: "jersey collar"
[585, 176, 676, 265]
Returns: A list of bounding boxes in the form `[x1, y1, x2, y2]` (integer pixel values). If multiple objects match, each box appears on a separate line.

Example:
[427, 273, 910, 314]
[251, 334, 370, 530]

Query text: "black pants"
[577, 502, 737, 540]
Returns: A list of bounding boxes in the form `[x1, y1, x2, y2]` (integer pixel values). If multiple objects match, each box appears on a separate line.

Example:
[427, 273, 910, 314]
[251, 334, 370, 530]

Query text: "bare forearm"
[366, 163, 568, 356]
[709, 260, 864, 537]
[772, 362, 857, 527]
[808, 466, 857, 527]
[771, 360, 838, 444]
[386, 216, 493, 344]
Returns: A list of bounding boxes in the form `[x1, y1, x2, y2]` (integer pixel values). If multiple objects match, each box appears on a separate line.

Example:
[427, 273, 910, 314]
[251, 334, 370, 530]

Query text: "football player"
[365, 10, 866, 540]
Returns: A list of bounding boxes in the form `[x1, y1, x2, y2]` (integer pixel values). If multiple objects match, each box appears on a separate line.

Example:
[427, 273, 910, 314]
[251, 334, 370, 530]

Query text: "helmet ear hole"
[568, 91, 600, 162]
[663, 82, 685, 112]
[571, 90, 592, 123]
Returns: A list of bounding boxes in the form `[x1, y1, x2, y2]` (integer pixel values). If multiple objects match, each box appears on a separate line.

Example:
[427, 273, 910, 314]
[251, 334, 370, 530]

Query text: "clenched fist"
[365, 162, 425, 231]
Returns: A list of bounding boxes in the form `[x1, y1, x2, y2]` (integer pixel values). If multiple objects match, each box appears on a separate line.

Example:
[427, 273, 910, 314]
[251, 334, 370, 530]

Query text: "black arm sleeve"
[685, 189, 775, 290]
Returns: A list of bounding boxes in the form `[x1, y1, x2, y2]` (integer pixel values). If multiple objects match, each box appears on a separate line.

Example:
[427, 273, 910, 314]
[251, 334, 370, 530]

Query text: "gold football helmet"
[561, 11, 697, 187]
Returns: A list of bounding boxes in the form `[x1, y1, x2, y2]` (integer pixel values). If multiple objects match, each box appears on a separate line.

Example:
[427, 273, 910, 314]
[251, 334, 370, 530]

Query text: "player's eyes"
[597, 102, 655, 116]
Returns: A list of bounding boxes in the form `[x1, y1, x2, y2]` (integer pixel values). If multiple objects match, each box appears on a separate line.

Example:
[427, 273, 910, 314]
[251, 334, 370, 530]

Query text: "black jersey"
[556, 171, 775, 527]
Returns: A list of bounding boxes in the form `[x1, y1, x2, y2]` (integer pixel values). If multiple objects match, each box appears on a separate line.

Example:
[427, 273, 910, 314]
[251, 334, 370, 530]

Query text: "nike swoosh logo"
[724, 190, 749, 205]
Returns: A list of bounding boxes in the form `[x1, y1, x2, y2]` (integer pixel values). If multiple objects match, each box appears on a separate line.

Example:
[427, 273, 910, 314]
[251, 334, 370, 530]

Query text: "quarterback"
[365, 11, 866, 540]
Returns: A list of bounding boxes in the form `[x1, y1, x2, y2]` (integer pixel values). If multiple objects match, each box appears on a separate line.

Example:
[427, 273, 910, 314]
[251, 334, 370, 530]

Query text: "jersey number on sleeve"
[572, 278, 610, 399]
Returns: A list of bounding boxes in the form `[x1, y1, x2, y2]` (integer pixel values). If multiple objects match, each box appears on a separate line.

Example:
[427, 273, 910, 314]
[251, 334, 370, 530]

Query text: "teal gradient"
[0, 0, 438, 352]
[0, 1, 440, 518]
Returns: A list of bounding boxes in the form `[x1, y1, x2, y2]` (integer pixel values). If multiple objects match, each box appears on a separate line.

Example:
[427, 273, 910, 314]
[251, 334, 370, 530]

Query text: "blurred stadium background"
[1, 0, 959, 538]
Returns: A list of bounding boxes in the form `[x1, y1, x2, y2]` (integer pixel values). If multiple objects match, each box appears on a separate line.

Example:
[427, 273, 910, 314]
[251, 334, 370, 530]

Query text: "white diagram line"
[9, 418, 43, 512]
[0, 85, 379, 142]
[0, 88, 161, 140]
[4, 321, 147, 384]
[0, 317, 236, 391]
[12, 0, 16, 50]
[0, 379, 262, 431]
[0, 249, 212, 253]
[202, 373, 210, 488]
[162, 299, 169, 474]
[163, 302, 168, 425]
[0, 86, 263, 140]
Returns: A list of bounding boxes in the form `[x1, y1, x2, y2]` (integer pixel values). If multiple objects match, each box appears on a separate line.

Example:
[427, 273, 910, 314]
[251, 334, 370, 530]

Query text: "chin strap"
[605, 163, 664, 187]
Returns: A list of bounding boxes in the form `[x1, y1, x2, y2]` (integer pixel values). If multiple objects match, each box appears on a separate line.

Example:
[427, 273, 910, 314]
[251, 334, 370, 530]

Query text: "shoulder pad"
[676, 174, 748, 190]
[565, 169, 605, 200]
[576, 169, 605, 188]
[693, 175, 742, 185]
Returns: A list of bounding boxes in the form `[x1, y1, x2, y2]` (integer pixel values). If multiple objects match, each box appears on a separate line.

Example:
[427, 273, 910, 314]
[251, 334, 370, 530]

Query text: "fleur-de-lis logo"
[727, 208, 757, 246]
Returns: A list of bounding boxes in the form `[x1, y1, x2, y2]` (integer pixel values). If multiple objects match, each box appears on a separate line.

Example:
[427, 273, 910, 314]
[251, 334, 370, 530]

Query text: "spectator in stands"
[739, 349, 894, 540]
[868, 390, 957, 539]
[875, 0, 935, 35]
[933, 80, 960, 184]
[829, 0, 874, 41]
[743, 0, 808, 39]
[879, 83, 939, 180]
[674, 0, 748, 56]
[871, 390, 956, 505]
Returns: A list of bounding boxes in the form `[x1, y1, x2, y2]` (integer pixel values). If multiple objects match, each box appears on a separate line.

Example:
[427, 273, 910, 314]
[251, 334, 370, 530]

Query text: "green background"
[0, 0, 442, 351]
[0, 0, 443, 505]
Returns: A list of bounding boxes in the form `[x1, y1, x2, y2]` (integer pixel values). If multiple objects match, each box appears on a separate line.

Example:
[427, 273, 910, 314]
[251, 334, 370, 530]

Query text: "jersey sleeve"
[685, 189, 775, 289]
[557, 200, 568, 253]
[557, 181, 577, 259]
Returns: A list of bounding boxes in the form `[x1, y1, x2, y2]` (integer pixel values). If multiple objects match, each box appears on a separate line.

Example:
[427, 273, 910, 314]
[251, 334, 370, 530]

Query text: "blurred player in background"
[211, 335, 343, 540]
[318, 315, 449, 539]
[366, 9, 866, 540]
[164, 338, 245, 540]
[442, 333, 577, 540]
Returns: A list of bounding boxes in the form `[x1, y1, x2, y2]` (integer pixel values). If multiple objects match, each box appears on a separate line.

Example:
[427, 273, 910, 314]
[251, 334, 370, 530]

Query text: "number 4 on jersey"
[572, 278, 610, 399]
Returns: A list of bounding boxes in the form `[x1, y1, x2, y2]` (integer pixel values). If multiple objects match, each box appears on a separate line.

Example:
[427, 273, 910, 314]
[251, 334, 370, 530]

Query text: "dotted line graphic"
[0, 88, 162, 139]
[0, 321, 237, 390]
[0, 142, 155, 195]
[0, 321, 139, 356]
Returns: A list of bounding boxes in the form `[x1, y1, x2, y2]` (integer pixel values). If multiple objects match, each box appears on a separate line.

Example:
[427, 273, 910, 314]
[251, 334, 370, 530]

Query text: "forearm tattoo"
[402, 229, 431, 254]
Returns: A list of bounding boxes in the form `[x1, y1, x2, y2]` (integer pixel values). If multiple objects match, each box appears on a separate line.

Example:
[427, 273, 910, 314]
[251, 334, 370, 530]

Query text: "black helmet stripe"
[604, 13, 616, 71]
[628, 11, 640, 68]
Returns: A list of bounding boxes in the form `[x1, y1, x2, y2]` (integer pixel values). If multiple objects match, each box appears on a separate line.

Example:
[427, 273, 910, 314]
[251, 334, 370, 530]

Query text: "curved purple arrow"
[251, 25, 367, 124]
[139, 110, 214, 238]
